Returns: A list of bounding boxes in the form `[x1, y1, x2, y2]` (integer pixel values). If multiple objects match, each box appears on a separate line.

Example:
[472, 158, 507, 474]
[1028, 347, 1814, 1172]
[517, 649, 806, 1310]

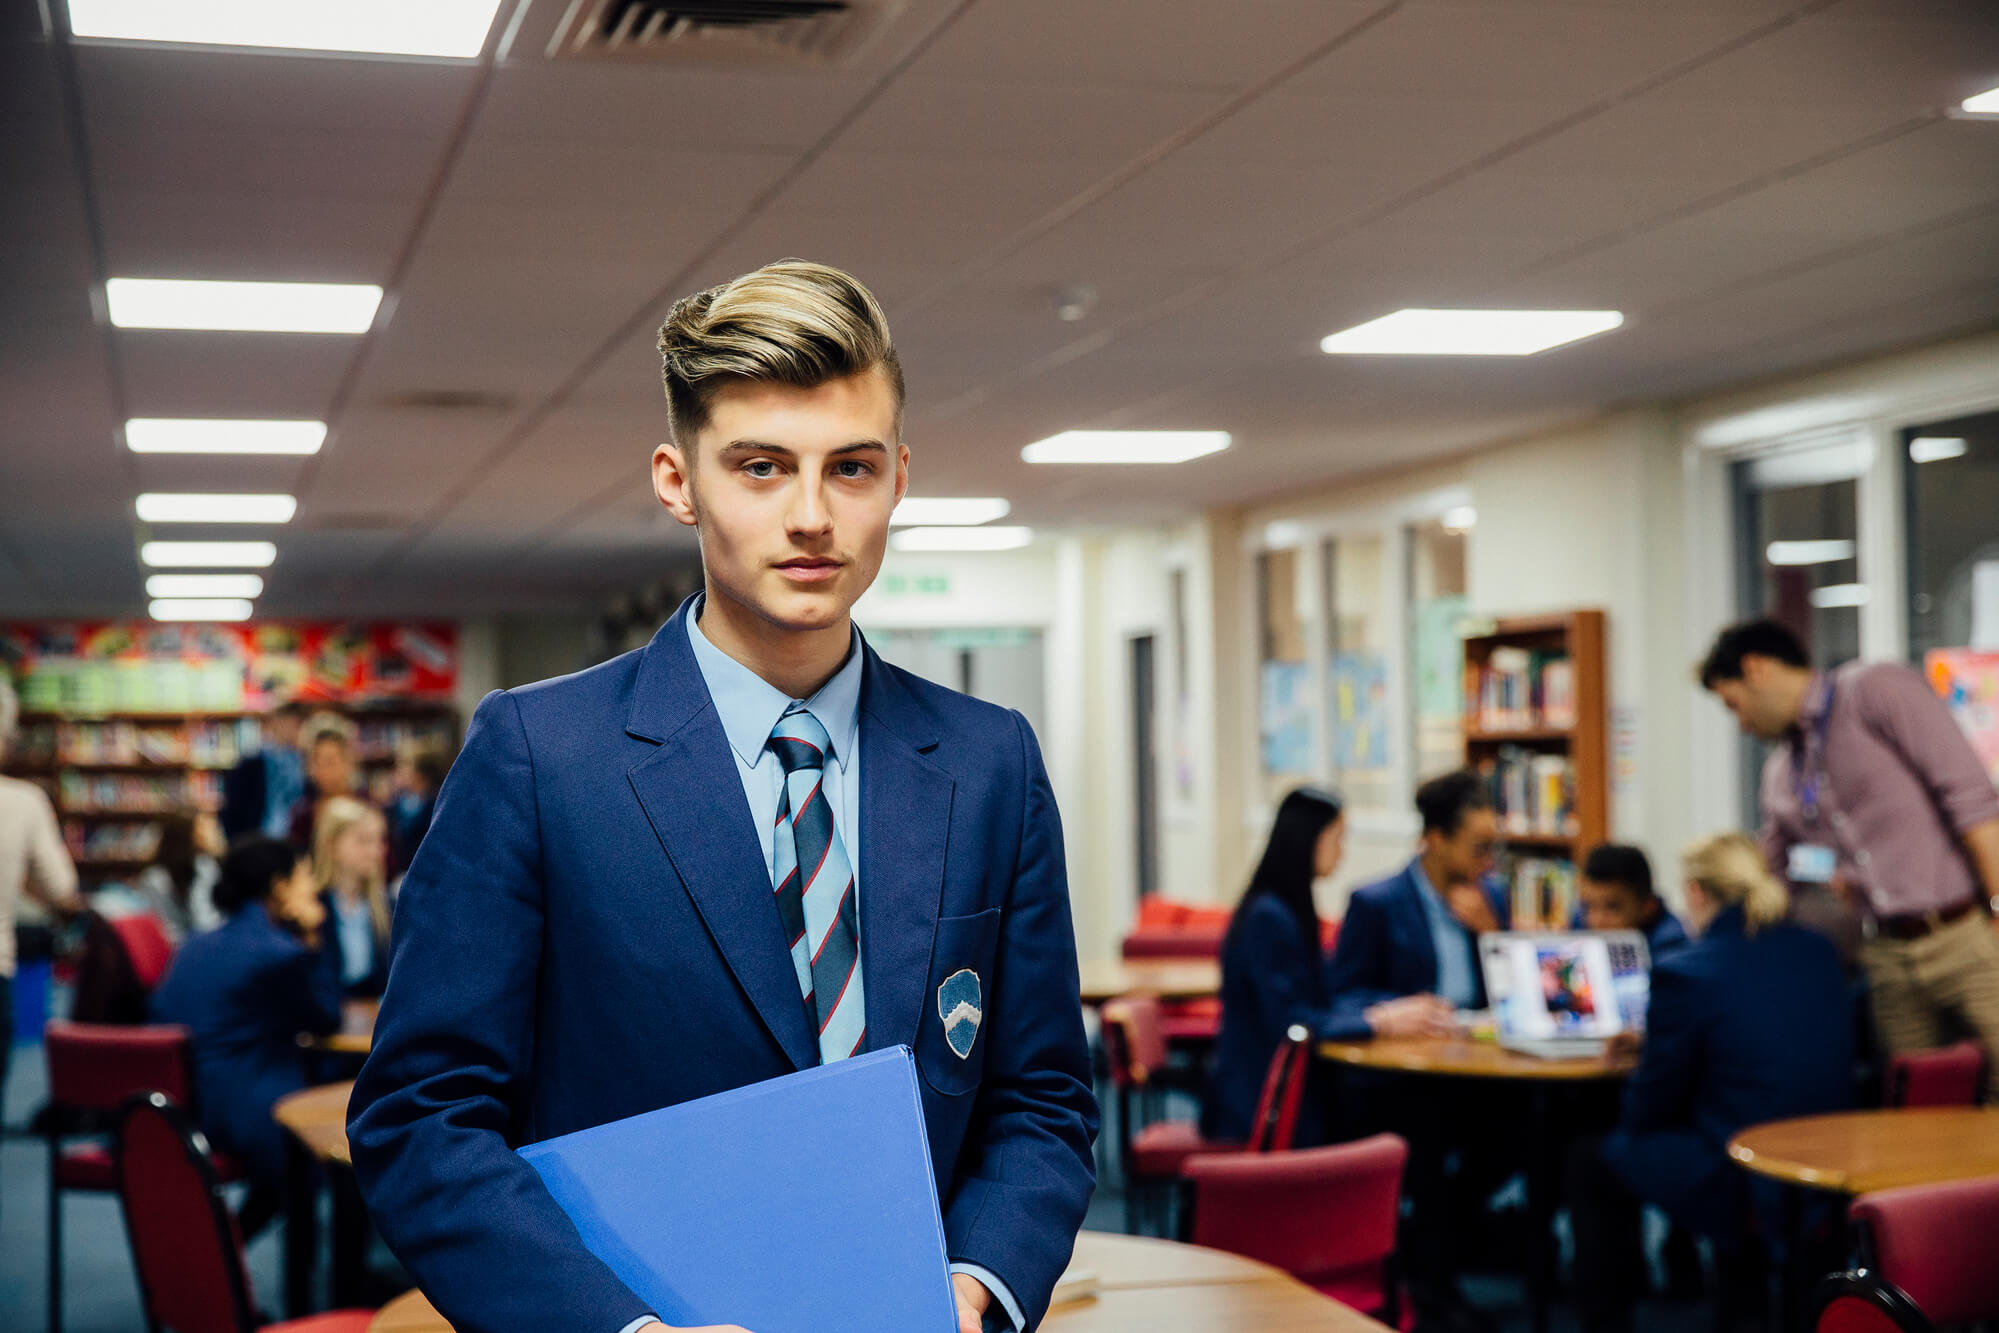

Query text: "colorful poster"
[1, 621, 458, 715]
[1411, 595, 1470, 720]
[1259, 660, 1314, 777]
[1331, 651, 1389, 771]
[1926, 648, 1999, 787]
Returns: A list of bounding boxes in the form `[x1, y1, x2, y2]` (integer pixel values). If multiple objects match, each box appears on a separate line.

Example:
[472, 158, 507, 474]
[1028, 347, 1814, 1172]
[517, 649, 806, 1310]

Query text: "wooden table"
[369, 1231, 1388, 1332]
[307, 999, 378, 1055]
[1319, 1035, 1633, 1333]
[1077, 958, 1221, 1005]
[274, 1081, 366, 1318]
[1728, 1108, 1999, 1195]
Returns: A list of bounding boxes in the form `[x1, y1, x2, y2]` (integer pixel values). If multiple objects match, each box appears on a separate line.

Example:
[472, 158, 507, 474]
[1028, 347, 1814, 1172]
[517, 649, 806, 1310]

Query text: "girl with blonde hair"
[1565, 830, 1854, 1333]
[313, 794, 391, 996]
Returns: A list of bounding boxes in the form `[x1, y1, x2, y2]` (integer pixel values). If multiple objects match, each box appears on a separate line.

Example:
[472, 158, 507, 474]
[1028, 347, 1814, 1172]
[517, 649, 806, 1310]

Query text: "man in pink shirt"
[1700, 618, 1999, 1100]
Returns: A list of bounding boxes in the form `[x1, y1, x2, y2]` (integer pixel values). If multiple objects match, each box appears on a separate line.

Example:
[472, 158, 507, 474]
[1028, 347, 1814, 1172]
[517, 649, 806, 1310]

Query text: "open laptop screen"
[1479, 930, 1651, 1041]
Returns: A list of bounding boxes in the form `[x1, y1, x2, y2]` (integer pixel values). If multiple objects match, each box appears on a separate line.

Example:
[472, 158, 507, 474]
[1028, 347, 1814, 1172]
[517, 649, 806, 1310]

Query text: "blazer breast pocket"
[918, 907, 1001, 1097]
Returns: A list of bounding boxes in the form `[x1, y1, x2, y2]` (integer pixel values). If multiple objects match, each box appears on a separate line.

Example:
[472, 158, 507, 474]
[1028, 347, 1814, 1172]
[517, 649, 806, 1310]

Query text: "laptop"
[1477, 929, 1651, 1058]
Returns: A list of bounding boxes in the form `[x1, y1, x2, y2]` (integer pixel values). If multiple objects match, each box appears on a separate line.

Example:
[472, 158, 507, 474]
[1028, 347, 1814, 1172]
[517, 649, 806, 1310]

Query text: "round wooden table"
[1317, 1035, 1635, 1082]
[306, 999, 378, 1055]
[1318, 1034, 1633, 1333]
[1727, 1108, 1999, 1195]
[274, 1080, 356, 1167]
[368, 1231, 1389, 1332]
[1077, 958, 1221, 1005]
[274, 1081, 363, 1317]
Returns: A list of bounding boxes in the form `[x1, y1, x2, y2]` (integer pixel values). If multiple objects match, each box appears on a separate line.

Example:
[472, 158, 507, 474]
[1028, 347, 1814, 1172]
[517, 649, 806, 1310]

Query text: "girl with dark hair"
[150, 836, 343, 1235]
[132, 811, 225, 942]
[1201, 787, 1453, 1145]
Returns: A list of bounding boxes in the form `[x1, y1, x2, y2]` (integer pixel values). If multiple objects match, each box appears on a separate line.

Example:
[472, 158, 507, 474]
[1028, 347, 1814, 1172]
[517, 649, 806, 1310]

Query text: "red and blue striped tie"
[769, 704, 865, 1064]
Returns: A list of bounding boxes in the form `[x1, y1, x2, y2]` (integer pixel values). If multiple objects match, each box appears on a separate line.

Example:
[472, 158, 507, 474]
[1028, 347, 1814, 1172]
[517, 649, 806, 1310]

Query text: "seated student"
[130, 811, 226, 943]
[1326, 768, 1504, 1015]
[1576, 843, 1689, 959]
[1202, 787, 1455, 1146]
[1566, 832, 1854, 1333]
[312, 795, 392, 997]
[150, 837, 342, 1236]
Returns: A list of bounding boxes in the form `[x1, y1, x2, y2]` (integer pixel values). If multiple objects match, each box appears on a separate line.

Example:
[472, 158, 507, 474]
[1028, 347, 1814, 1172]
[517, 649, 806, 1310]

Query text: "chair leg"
[46, 1135, 62, 1333]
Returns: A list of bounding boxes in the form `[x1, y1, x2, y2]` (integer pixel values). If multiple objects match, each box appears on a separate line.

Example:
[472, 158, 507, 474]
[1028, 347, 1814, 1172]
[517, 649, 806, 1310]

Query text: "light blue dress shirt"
[332, 894, 375, 988]
[1409, 858, 1480, 1010]
[617, 605, 1022, 1333]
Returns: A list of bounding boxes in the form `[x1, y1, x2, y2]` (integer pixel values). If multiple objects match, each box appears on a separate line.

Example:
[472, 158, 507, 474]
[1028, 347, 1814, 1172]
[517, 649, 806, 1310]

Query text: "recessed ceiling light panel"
[136, 493, 297, 524]
[1909, 436, 1968, 464]
[1321, 309, 1624, 356]
[68, 0, 502, 59]
[1960, 86, 1999, 116]
[126, 419, 326, 455]
[141, 541, 277, 568]
[1809, 583, 1870, 610]
[891, 526, 1035, 552]
[1767, 540, 1856, 566]
[890, 497, 1012, 526]
[149, 598, 255, 622]
[1021, 431, 1231, 465]
[107, 278, 382, 333]
[146, 574, 265, 599]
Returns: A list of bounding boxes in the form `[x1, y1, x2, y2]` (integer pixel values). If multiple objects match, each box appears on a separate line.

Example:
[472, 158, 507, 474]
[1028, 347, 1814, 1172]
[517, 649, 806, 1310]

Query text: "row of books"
[1466, 648, 1575, 731]
[14, 718, 263, 768]
[56, 769, 222, 815]
[352, 715, 457, 764]
[63, 820, 165, 864]
[1477, 746, 1578, 838]
[1502, 854, 1579, 930]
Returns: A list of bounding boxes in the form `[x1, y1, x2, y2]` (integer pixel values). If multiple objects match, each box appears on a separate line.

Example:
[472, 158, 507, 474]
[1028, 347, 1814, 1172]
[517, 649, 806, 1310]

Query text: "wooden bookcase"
[3, 704, 457, 886]
[1460, 610, 1608, 929]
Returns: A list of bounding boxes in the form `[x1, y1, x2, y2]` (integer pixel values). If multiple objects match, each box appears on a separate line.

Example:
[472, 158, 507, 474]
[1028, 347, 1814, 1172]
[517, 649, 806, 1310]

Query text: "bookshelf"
[1461, 610, 1608, 929]
[4, 704, 458, 884]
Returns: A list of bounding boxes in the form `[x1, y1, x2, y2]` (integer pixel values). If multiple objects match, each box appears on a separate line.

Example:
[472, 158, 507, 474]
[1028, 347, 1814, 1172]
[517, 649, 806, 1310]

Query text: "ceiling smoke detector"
[547, 0, 901, 67]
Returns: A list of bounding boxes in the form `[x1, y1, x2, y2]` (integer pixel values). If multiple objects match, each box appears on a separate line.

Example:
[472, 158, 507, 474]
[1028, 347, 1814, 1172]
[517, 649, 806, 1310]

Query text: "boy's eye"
[744, 460, 778, 478]
[836, 460, 873, 478]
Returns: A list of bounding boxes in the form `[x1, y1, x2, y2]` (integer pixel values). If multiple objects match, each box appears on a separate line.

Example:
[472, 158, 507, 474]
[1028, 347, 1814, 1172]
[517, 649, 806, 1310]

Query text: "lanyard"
[1794, 678, 1836, 826]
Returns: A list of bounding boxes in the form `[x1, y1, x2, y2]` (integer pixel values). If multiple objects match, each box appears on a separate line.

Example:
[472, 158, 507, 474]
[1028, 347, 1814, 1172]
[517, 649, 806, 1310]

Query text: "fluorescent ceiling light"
[1441, 505, 1478, 533]
[891, 497, 1012, 527]
[891, 526, 1035, 553]
[136, 493, 297, 524]
[107, 278, 382, 333]
[149, 599, 254, 623]
[126, 418, 326, 455]
[141, 541, 277, 568]
[1961, 87, 1999, 116]
[1320, 309, 1624, 356]
[1909, 436, 1968, 464]
[1809, 583, 1870, 609]
[1021, 431, 1230, 465]
[146, 573, 265, 599]
[67, 0, 502, 59]
[1767, 539, 1856, 566]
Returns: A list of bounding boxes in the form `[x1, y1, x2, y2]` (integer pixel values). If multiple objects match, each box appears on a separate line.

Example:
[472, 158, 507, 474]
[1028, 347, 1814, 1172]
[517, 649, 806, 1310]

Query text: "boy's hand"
[953, 1271, 993, 1333]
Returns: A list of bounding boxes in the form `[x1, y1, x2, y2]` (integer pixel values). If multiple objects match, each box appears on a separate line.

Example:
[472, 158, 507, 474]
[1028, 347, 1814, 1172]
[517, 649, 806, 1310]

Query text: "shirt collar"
[1798, 670, 1833, 725]
[1409, 857, 1447, 918]
[685, 596, 864, 769]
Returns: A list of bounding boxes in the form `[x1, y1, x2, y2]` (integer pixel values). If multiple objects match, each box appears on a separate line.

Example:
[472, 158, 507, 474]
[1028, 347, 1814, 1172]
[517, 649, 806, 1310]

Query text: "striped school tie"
[769, 703, 865, 1064]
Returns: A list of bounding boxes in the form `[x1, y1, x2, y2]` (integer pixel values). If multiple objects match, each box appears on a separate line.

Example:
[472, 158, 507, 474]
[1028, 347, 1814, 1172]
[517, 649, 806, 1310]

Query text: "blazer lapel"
[1393, 867, 1443, 995]
[625, 602, 818, 1071]
[855, 646, 953, 1054]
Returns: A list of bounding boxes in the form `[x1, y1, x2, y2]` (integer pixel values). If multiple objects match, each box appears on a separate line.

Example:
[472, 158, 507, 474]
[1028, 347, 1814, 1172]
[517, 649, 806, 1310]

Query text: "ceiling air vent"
[548, 0, 900, 68]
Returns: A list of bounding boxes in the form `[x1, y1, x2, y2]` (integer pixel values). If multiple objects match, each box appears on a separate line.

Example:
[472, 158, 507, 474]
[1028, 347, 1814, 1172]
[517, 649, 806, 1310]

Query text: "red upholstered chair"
[1184, 1133, 1410, 1321]
[1850, 1176, 1999, 1325]
[1809, 1273, 1935, 1333]
[108, 914, 176, 991]
[1884, 1041, 1985, 1108]
[116, 1092, 373, 1333]
[43, 1022, 242, 1333]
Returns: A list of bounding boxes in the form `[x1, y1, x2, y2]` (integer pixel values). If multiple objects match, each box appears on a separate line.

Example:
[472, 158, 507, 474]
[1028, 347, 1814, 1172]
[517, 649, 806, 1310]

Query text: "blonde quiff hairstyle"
[1681, 831, 1790, 935]
[655, 259, 905, 449]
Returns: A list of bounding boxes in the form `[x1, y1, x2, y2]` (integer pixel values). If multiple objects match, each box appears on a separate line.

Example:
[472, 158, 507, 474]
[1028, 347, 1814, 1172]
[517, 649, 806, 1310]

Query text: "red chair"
[43, 1022, 242, 1333]
[1884, 1041, 1984, 1108]
[1850, 1176, 1999, 1325]
[108, 914, 175, 991]
[1101, 996, 1311, 1234]
[1809, 1273, 1935, 1333]
[116, 1092, 372, 1333]
[1183, 1133, 1410, 1321]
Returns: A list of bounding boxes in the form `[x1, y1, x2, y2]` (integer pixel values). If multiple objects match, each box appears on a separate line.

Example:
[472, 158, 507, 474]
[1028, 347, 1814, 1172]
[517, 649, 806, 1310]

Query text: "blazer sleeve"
[941, 711, 1099, 1331]
[274, 928, 344, 1038]
[1238, 903, 1371, 1043]
[1620, 963, 1705, 1135]
[1325, 889, 1402, 1014]
[345, 691, 653, 1333]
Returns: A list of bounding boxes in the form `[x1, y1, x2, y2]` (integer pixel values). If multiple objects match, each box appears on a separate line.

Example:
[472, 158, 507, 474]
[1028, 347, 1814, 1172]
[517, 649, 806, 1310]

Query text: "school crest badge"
[937, 969, 983, 1060]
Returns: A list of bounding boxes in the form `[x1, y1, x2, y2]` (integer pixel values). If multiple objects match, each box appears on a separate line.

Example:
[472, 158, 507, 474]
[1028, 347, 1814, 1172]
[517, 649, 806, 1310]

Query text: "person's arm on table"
[345, 691, 661, 1333]
[940, 713, 1098, 1333]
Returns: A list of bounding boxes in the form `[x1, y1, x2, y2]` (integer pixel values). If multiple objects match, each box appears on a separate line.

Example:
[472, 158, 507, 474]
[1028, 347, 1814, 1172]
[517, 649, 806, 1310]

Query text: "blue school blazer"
[346, 602, 1098, 1333]
[1325, 860, 1507, 1014]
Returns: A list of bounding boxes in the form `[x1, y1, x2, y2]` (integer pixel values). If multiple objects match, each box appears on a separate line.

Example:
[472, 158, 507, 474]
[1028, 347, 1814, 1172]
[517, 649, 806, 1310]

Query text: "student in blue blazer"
[1567, 832, 1854, 1333]
[347, 262, 1096, 1333]
[1573, 843, 1690, 960]
[150, 837, 343, 1235]
[1202, 787, 1454, 1146]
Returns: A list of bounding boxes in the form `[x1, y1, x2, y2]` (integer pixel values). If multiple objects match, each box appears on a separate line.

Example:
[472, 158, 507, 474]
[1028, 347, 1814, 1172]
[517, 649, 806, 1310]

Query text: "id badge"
[1788, 843, 1838, 885]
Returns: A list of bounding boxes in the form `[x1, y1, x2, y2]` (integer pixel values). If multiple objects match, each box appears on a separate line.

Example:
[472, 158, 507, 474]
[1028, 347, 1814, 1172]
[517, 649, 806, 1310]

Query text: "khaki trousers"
[1861, 910, 1999, 1103]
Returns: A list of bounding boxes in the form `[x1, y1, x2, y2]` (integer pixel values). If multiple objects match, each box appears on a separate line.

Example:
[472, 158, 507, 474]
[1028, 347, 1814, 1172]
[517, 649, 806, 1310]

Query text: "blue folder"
[518, 1045, 959, 1332]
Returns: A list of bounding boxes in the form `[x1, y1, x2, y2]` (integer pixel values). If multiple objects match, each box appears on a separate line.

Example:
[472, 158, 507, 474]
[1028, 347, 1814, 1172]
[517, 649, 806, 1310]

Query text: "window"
[1256, 547, 1314, 807]
[1904, 410, 1999, 662]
